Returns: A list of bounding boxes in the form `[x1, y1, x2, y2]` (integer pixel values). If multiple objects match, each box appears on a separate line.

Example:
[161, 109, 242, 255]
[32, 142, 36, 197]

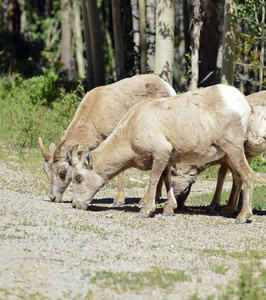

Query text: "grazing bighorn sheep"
[172, 90, 266, 215]
[71, 84, 254, 223]
[38, 74, 176, 204]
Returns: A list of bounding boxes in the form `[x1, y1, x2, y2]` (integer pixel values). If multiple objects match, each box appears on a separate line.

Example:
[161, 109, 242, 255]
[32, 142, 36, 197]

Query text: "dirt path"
[0, 160, 265, 299]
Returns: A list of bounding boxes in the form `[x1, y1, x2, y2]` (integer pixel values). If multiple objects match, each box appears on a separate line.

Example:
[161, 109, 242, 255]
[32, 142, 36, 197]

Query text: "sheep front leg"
[138, 159, 168, 217]
[139, 175, 163, 207]
[113, 172, 126, 207]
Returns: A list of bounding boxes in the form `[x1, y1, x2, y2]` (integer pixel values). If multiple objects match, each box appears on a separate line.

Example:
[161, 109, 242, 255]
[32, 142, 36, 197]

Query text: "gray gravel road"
[0, 159, 265, 299]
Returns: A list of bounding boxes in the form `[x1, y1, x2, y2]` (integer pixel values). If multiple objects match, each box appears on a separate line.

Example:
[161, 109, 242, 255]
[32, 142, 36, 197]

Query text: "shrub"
[0, 73, 84, 148]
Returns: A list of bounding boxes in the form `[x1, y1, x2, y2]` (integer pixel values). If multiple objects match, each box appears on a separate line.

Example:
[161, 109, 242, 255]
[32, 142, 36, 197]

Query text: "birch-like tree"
[189, 0, 203, 91]
[83, 0, 105, 87]
[60, 0, 72, 78]
[73, 0, 85, 79]
[139, 0, 147, 73]
[221, 0, 238, 85]
[111, 0, 125, 80]
[154, 0, 175, 85]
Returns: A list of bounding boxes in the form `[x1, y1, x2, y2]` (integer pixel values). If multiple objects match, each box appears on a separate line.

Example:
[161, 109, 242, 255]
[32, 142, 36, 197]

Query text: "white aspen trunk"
[131, 0, 140, 74]
[146, 0, 156, 72]
[139, 0, 147, 73]
[154, 0, 175, 85]
[73, 0, 86, 79]
[189, 0, 202, 91]
[60, 0, 72, 79]
[221, 0, 238, 86]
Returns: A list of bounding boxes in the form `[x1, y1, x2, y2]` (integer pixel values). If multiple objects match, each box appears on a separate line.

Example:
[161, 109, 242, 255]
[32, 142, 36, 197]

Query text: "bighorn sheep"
[172, 90, 266, 215]
[70, 84, 254, 223]
[38, 74, 176, 204]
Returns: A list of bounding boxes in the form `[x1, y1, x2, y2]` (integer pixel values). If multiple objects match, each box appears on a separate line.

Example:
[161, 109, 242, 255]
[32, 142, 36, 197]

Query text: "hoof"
[137, 212, 149, 218]
[235, 219, 245, 224]
[138, 202, 146, 207]
[113, 202, 123, 207]
[162, 212, 173, 217]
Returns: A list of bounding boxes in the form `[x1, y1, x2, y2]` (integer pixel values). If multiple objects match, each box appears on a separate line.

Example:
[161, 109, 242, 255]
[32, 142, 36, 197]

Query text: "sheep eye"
[75, 174, 82, 183]
[59, 170, 67, 179]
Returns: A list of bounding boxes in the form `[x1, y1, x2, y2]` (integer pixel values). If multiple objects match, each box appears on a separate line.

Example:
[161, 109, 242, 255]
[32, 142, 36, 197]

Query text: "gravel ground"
[0, 158, 265, 300]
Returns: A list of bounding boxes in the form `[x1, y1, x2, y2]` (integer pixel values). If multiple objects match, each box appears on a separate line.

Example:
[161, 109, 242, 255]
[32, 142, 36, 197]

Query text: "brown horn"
[53, 138, 67, 162]
[71, 144, 79, 166]
[38, 137, 50, 161]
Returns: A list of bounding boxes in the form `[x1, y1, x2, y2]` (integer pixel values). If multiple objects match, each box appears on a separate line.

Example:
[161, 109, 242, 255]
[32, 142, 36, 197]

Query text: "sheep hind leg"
[138, 159, 168, 218]
[221, 163, 242, 217]
[113, 172, 126, 207]
[220, 142, 253, 223]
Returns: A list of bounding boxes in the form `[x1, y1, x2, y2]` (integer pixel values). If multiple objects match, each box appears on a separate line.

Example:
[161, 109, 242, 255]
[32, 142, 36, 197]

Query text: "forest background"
[0, 0, 265, 170]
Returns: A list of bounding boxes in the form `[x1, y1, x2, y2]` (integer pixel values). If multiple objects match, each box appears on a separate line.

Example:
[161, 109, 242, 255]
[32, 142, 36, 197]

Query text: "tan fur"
[172, 90, 266, 215]
[38, 74, 175, 202]
[71, 85, 253, 223]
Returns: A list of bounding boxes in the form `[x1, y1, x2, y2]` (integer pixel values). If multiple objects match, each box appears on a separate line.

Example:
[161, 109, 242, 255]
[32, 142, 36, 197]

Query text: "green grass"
[219, 261, 266, 300]
[187, 186, 265, 211]
[90, 267, 191, 292]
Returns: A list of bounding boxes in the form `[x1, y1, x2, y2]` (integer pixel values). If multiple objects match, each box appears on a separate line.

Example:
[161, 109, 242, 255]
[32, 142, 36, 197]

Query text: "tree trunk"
[104, 0, 116, 81]
[259, 0, 265, 91]
[20, 0, 26, 34]
[199, 0, 219, 87]
[60, 0, 72, 78]
[154, 0, 175, 85]
[111, 0, 125, 80]
[86, 0, 105, 86]
[81, 0, 94, 89]
[189, 0, 203, 91]
[146, 0, 156, 72]
[131, 0, 140, 74]
[73, 0, 86, 79]
[3, 0, 21, 34]
[139, 0, 147, 73]
[221, 0, 238, 86]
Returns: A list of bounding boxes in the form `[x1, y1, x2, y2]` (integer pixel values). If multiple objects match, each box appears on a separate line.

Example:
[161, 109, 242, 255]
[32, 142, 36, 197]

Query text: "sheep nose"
[49, 195, 56, 202]
[71, 200, 76, 208]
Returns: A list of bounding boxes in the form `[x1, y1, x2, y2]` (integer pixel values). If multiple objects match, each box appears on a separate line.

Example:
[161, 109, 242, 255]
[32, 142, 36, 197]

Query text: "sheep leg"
[139, 175, 163, 207]
[221, 164, 242, 217]
[138, 159, 168, 217]
[220, 141, 253, 223]
[113, 172, 126, 207]
[162, 167, 177, 216]
[206, 163, 228, 213]
[237, 157, 253, 211]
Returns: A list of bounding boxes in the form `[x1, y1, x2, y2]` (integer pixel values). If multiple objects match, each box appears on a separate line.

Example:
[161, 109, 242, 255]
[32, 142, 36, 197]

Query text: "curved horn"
[38, 137, 50, 161]
[53, 138, 67, 162]
[71, 144, 79, 166]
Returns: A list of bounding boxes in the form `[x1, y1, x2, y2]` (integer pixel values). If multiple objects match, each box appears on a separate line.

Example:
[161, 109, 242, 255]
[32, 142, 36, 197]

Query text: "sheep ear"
[49, 143, 56, 154]
[67, 146, 83, 166]
[84, 151, 93, 170]
[70, 145, 79, 167]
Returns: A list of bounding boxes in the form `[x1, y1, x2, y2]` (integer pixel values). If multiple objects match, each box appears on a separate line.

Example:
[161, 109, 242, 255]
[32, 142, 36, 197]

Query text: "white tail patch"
[218, 85, 251, 136]
[158, 76, 176, 97]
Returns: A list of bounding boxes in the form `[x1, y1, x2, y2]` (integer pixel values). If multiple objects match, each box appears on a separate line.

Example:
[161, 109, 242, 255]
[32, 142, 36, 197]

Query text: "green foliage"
[235, 0, 266, 92]
[251, 154, 266, 172]
[221, 262, 266, 300]
[90, 268, 191, 292]
[0, 74, 84, 148]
